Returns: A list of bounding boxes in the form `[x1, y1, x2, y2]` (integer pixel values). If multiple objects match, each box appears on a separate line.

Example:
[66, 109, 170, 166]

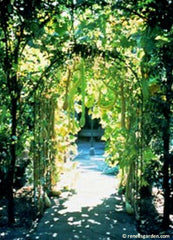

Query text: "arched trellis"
[0, 0, 171, 229]
[30, 52, 146, 222]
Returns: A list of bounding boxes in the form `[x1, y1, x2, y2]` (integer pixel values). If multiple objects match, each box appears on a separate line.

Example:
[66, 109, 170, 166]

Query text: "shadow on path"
[29, 193, 137, 240]
[29, 141, 138, 240]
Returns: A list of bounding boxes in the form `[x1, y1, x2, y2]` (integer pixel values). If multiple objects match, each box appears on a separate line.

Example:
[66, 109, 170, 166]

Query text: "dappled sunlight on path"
[61, 171, 117, 213]
[29, 142, 138, 240]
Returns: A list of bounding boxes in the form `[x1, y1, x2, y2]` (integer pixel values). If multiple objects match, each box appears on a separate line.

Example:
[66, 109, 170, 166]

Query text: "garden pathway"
[29, 141, 138, 240]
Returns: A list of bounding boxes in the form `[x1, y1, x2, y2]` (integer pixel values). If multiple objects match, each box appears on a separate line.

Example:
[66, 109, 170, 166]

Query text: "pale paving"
[29, 141, 138, 240]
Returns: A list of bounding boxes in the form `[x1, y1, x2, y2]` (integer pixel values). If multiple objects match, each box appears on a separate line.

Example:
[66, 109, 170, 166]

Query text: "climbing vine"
[0, 0, 172, 231]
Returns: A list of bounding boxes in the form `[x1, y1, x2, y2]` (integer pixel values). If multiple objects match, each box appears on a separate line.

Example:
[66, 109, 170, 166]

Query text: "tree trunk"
[6, 97, 17, 224]
[162, 62, 172, 229]
[162, 120, 170, 228]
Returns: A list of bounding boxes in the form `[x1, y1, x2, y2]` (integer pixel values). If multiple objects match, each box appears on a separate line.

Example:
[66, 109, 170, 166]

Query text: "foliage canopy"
[0, 0, 172, 230]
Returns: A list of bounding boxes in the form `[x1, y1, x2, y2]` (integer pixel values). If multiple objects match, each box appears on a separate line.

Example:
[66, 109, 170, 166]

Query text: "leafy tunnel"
[0, 0, 172, 237]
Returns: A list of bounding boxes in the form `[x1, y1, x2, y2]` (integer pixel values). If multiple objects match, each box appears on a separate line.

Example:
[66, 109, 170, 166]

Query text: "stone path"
[29, 141, 138, 240]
